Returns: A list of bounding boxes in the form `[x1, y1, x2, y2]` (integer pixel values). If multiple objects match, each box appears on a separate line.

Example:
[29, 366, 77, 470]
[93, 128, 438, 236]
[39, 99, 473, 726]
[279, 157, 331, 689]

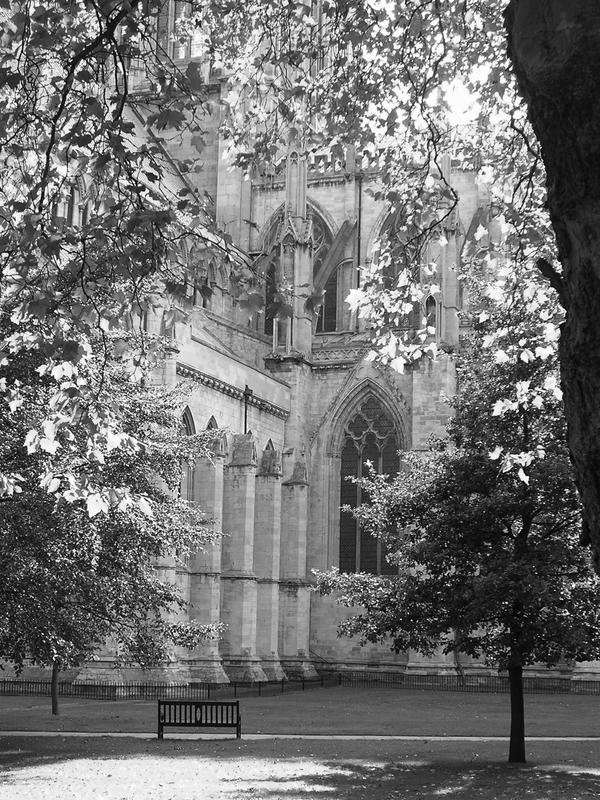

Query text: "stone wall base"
[223, 659, 268, 682]
[280, 659, 318, 680]
[73, 664, 126, 684]
[186, 659, 230, 684]
[259, 659, 287, 681]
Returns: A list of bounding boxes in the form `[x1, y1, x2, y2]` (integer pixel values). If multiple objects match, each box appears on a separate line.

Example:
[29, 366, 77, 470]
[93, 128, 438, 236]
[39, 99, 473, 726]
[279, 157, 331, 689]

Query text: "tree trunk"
[508, 664, 526, 763]
[51, 659, 59, 716]
[506, 2, 600, 569]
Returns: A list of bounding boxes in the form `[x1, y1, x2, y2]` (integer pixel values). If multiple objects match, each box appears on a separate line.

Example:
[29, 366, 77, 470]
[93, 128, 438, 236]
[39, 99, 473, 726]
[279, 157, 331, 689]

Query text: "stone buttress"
[220, 433, 267, 681]
[253, 442, 286, 680]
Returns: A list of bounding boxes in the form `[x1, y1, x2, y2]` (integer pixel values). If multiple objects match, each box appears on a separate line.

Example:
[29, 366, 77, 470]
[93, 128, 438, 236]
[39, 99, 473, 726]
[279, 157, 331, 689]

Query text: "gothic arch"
[314, 378, 410, 573]
[181, 406, 196, 503]
[182, 406, 196, 436]
[206, 415, 218, 430]
[328, 381, 406, 574]
[425, 294, 440, 338]
[259, 202, 336, 334]
[258, 200, 337, 252]
[365, 206, 392, 261]
[328, 378, 409, 457]
[306, 197, 338, 239]
[259, 204, 286, 253]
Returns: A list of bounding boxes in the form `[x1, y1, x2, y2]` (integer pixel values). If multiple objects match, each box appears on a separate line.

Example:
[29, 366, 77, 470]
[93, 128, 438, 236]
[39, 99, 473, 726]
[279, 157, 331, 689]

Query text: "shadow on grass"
[1, 737, 600, 799]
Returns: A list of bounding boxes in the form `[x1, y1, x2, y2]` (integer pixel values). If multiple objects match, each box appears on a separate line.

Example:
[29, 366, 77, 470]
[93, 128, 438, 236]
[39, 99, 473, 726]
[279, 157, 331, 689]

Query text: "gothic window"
[181, 407, 195, 503]
[311, 214, 335, 332]
[261, 207, 334, 335]
[258, 211, 284, 336]
[206, 415, 218, 430]
[425, 295, 439, 337]
[264, 255, 279, 336]
[339, 395, 399, 574]
[315, 269, 338, 333]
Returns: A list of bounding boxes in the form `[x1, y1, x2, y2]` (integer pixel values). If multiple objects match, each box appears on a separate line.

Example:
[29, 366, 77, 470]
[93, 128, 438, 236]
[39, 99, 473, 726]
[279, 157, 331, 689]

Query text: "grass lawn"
[1, 687, 600, 798]
[1, 686, 600, 737]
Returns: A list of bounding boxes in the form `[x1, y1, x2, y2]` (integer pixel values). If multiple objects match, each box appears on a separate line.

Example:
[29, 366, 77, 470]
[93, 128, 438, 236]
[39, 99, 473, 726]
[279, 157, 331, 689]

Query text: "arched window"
[312, 214, 336, 332]
[264, 254, 278, 336]
[181, 407, 195, 503]
[339, 395, 399, 574]
[261, 207, 334, 335]
[425, 295, 438, 336]
[258, 212, 285, 336]
[206, 415, 218, 430]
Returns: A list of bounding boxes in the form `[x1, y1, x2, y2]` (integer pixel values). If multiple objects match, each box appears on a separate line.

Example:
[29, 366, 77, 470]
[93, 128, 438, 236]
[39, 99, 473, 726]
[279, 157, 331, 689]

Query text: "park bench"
[157, 699, 241, 739]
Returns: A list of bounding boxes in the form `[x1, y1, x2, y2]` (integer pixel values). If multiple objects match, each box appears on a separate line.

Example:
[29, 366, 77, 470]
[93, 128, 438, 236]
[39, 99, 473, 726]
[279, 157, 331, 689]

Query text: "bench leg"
[237, 721, 241, 739]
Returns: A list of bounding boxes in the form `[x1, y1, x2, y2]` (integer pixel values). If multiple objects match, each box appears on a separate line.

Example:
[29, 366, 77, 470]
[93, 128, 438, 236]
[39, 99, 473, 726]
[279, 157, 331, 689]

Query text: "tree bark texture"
[508, 664, 526, 763]
[506, 1, 600, 568]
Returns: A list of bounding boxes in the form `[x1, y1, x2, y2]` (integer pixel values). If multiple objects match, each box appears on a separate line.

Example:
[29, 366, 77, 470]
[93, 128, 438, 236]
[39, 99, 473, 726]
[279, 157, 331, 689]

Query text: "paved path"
[2, 733, 600, 800]
[3, 730, 600, 741]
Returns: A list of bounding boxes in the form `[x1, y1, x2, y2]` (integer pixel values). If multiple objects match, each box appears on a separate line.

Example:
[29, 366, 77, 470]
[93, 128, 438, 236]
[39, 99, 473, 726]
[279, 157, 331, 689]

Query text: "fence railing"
[335, 670, 600, 695]
[0, 675, 336, 701]
[2, 671, 600, 699]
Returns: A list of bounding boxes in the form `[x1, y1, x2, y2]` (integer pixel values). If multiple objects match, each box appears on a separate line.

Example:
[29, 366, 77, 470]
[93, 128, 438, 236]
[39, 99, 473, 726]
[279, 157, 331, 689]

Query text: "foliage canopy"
[0, 337, 220, 673]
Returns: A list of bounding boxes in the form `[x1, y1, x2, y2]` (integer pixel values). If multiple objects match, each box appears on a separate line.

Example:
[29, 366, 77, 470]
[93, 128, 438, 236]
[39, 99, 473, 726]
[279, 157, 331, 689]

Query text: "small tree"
[316, 272, 600, 763]
[0, 334, 220, 712]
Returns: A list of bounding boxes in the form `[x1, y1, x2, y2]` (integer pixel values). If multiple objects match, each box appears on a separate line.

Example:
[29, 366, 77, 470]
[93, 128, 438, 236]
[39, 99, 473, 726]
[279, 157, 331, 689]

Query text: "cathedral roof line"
[177, 363, 289, 421]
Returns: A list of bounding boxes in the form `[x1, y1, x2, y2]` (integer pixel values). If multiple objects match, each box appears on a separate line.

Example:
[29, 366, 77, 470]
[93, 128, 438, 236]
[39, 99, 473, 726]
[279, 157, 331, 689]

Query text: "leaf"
[473, 224, 488, 242]
[86, 492, 108, 518]
[47, 477, 61, 493]
[138, 497, 153, 517]
[24, 429, 39, 454]
[39, 437, 60, 454]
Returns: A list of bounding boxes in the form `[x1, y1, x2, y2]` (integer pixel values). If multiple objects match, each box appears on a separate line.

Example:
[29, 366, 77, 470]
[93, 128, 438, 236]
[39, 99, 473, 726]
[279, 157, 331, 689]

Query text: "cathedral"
[93, 39, 492, 684]
[139, 145, 471, 684]
[61, 9, 599, 685]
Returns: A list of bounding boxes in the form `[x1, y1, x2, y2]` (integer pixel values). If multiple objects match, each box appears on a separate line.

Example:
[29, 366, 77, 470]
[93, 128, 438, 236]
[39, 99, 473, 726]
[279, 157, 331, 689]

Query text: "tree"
[0, 326, 220, 712]
[315, 270, 600, 762]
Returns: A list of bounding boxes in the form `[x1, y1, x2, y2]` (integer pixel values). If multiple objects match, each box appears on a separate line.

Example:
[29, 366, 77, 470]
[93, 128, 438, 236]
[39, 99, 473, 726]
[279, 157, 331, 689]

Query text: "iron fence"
[335, 670, 600, 695]
[0, 675, 336, 701]
[1, 671, 599, 699]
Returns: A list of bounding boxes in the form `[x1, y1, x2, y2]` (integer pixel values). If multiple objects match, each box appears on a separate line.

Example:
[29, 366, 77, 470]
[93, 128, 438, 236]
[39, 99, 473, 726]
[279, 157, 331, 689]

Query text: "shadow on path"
[1, 736, 600, 799]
